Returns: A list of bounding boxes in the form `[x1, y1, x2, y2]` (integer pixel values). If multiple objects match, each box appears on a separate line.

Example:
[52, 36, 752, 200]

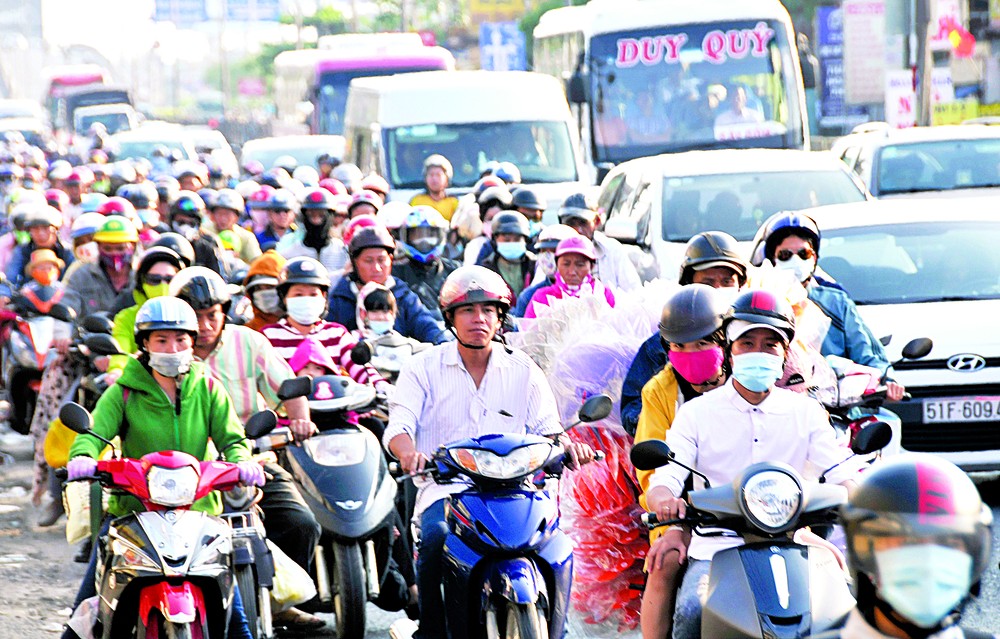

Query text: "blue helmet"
[133, 297, 198, 347]
[750, 211, 821, 267]
[399, 206, 447, 264]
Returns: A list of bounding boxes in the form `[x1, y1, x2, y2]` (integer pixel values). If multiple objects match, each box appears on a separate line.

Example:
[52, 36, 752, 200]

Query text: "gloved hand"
[237, 461, 265, 487]
[66, 457, 98, 481]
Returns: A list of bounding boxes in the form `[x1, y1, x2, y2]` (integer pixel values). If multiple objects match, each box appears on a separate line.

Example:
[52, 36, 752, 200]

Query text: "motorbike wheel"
[236, 565, 261, 639]
[332, 542, 367, 639]
[496, 602, 547, 639]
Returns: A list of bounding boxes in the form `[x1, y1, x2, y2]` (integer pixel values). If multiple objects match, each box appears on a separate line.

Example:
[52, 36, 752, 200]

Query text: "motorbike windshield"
[587, 20, 801, 164]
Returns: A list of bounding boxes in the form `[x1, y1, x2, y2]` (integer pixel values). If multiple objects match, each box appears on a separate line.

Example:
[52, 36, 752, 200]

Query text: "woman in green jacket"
[64, 297, 260, 639]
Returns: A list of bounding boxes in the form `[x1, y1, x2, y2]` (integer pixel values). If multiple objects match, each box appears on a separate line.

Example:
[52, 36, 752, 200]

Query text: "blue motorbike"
[425, 394, 611, 639]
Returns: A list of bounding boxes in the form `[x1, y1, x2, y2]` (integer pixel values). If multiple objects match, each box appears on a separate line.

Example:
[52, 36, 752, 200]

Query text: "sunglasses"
[775, 247, 815, 262]
[144, 274, 174, 286]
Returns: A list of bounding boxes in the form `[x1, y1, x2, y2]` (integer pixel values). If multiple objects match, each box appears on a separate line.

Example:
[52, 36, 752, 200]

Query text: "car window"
[630, 180, 653, 243]
[839, 146, 861, 172]
[820, 221, 1000, 304]
[598, 172, 626, 217]
[609, 169, 642, 220]
[660, 169, 866, 241]
[875, 139, 1000, 194]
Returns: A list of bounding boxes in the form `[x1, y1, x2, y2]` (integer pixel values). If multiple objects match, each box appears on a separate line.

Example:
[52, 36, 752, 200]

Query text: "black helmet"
[490, 211, 530, 239]
[679, 231, 748, 286]
[117, 182, 158, 210]
[658, 284, 727, 345]
[150, 232, 196, 268]
[511, 187, 544, 212]
[722, 289, 795, 344]
[136, 247, 183, 283]
[170, 190, 206, 221]
[277, 257, 330, 299]
[557, 192, 597, 224]
[168, 265, 232, 314]
[750, 212, 822, 266]
[841, 454, 992, 630]
[348, 225, 395, 260]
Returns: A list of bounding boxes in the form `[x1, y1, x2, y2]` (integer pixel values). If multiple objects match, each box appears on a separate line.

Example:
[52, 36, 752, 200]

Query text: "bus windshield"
[318, 67, 444, 135]
[384, 121, 579, 189]
[588, 20, 801, 163]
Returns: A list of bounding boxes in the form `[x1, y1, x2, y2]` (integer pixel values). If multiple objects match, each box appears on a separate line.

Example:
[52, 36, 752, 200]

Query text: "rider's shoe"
[273, 607, 326, 630]
[37, 498, 64, 527]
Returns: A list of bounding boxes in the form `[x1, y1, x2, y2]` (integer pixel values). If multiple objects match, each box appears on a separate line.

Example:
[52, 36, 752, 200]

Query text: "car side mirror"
[852, 421, 893, 455]
[578, 394, 612, 423]
[567, 72, 588, 104]
[603, 218, 639, 244]
[278, 376, 313, 401]
[630, 440, 673, 471]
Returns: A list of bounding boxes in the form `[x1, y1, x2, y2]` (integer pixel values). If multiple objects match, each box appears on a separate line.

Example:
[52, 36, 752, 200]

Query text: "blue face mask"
[875, 544, 973, 628]
[731, 352, 784, 392]
[496, 241, 526, 261]
[367, 319, 394, 335]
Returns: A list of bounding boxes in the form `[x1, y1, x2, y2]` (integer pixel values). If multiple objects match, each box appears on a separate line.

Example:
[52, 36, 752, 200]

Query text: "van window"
[384, 121, 578, 189]
[597, 173, 626, 216]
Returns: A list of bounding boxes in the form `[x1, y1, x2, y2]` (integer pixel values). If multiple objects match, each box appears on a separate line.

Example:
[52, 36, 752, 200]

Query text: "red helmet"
[247, 185, 276, 209]
[722, 289, 795, 343]
[343, 214, 377, 245]
[97, 196, 137, 219]
[439, 265, 513, 316]
[348, 189, 383, 213]
[45, 188, 70, 211]
[360, 173, 390, 198]
[318, 177, 347, 196]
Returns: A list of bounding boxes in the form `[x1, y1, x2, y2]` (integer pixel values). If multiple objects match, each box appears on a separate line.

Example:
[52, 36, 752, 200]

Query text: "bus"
[42, 64, 110, 127]
[533, 0, 810, 181]
[273, 36, 455, 136]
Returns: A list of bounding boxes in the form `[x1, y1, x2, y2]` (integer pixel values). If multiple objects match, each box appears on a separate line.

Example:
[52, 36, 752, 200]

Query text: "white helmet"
[292, 165, 319, 186]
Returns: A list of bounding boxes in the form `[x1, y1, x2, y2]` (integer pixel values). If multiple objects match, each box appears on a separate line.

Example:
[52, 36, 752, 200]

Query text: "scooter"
[58, 401, 250, 638]
[630, 421, 894, 639]
[277, 374, 401, 639]
[351, 333, 432, 384]
[0, 287, 75, 434]
[423, 394, 612, 639]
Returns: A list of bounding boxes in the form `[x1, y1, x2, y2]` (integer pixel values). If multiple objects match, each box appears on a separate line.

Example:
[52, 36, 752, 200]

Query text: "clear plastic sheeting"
[509, 279, 675, 632]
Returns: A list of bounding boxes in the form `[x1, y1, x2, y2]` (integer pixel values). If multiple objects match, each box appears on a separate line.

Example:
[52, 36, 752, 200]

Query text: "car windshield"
[876, 139, 1000, 194]
[242, 143, 334, 171]
[112, 139, 194, 162]
[820, 221, 1000, 304]
[77, 112, 131, 135]
[318, 67, 444, 135]
[660, 169, 866, 241]
[385, 121, 579, 189]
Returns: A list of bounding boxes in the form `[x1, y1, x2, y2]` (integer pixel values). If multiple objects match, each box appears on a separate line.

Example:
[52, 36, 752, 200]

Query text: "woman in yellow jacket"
[635, 284, 729, 639]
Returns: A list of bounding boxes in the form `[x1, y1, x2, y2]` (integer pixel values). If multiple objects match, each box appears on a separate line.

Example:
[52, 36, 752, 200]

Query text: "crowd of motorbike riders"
[0, 130, 993, 639]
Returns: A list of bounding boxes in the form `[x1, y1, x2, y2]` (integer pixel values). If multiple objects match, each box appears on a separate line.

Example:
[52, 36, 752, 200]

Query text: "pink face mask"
[668, 346, 724, 385]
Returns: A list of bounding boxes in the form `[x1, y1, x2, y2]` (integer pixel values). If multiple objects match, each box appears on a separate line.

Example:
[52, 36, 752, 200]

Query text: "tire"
[164, 620, 193, 639]
[236, 565, 261, 639]
[332, 542, 367, 639]
[503, 602, 548, 639]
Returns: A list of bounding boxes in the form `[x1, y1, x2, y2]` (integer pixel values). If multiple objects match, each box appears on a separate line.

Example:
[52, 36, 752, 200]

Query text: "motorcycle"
[630, 421, 894, 639]
[0, 287, 75, 434]
[58, 401, 251, 638]
[421, 394, 612, 639]
[350, 334, 431, 384]
[272, 373, 401, 639]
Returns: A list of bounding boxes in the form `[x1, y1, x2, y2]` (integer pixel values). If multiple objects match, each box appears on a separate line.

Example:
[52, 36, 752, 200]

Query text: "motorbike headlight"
[449, 443, 553, 480]
[740, 470, 802, 534]
[147, 465, 199, 507]
[111, 538, 160, 570]
[304, 432, 366, 467]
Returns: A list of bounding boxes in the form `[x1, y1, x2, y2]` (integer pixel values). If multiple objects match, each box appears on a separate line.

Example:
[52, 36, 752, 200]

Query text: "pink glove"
[237, 461, 265, 487]
[67, 457, 98, 481]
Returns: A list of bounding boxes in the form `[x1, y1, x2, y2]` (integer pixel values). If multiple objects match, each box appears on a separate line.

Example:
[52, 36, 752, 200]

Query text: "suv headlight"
[449, 443, 553, 480]
[740, 469, 802, 534]
[147, 465, 199, 507]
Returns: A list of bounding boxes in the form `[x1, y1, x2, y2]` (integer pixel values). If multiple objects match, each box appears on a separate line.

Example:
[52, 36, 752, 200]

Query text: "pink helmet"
[348, 189, 383, 213]
[360, 173, 390, 199]
[343, 214, 378, 244]
[555, 235, 597, 261]
[319, 177, 347, 196]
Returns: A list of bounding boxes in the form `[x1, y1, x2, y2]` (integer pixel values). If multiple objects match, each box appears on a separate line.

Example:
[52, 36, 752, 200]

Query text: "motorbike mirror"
[578, 394, 612, 423]
[244, 410, 278, 439]
[85, 333, 124, 356]
[59, 402, 94, 435]
[80, 314, 115, 334]
[48, 302, 76, 323]
[350, 341, 373, 365]
[901, 337, 933, 361]
[630, 440, 674, 471]
[852, 421, 893, 455]
[278, 376, 312, 402]
[879, 334, 891, 346]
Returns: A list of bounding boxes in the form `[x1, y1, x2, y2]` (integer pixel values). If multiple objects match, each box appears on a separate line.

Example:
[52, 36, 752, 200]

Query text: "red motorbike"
[60, 402, 247, 638]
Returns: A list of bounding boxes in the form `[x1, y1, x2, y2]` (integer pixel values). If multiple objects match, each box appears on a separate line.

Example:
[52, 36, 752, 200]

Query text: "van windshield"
[384, 121, 579, 189]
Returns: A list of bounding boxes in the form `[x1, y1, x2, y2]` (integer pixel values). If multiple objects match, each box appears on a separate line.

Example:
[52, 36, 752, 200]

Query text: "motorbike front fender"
[138, 581, 205, 625]
[487, 557, 546, 605]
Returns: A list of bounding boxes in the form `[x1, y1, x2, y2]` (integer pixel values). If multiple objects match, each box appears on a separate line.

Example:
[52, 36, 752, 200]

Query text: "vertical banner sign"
[479, 22, 526, 71]
[843, 0, 887, 104]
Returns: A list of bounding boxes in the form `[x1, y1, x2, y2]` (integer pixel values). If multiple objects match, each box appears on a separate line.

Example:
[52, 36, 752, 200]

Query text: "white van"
[344, 70, 590, 217]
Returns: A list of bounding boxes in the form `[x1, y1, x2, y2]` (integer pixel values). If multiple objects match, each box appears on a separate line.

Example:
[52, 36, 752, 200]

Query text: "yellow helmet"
[93, 215, 139, 244]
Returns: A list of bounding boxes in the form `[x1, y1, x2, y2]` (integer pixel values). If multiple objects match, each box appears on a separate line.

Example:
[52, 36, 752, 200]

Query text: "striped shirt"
[198, 324, 296, 422]
[262, 318, 386, 389]
[384, 341, 563, 519]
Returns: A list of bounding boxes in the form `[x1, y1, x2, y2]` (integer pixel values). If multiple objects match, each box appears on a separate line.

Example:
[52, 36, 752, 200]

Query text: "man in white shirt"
[644, 289, 860, 639]
[384, 265, 595, 639]
[557, 193, 642, 292]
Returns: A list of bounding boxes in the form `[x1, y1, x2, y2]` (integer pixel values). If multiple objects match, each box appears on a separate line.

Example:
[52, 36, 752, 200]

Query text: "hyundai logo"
[947, 354, 987, 372]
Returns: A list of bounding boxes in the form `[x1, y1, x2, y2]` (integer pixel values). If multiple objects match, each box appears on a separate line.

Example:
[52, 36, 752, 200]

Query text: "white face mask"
[286, 296, 326, 325]
[774, 254, 815, 283]
[148, 348, 194, 378]
[537, 251, 557, 277]
[75, 241, 99, 263]
[875, 544, 974, 628]
[252, 289, 281, 315]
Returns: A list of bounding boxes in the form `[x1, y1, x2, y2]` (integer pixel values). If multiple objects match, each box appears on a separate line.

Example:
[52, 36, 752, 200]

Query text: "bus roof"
[318, 33, 425, 49]
[43, 64, 109, 86]
[533, 0, 793, 39]
[346, 71, 570, 127]
[316, 47, 454, 73]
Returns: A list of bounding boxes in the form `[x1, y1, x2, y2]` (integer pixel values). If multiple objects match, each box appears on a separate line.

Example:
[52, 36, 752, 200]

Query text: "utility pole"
[915, 0, 933, 125]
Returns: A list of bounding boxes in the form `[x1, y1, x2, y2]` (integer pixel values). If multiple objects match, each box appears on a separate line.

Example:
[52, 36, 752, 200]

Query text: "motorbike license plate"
[923, 396, 1000, 423]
